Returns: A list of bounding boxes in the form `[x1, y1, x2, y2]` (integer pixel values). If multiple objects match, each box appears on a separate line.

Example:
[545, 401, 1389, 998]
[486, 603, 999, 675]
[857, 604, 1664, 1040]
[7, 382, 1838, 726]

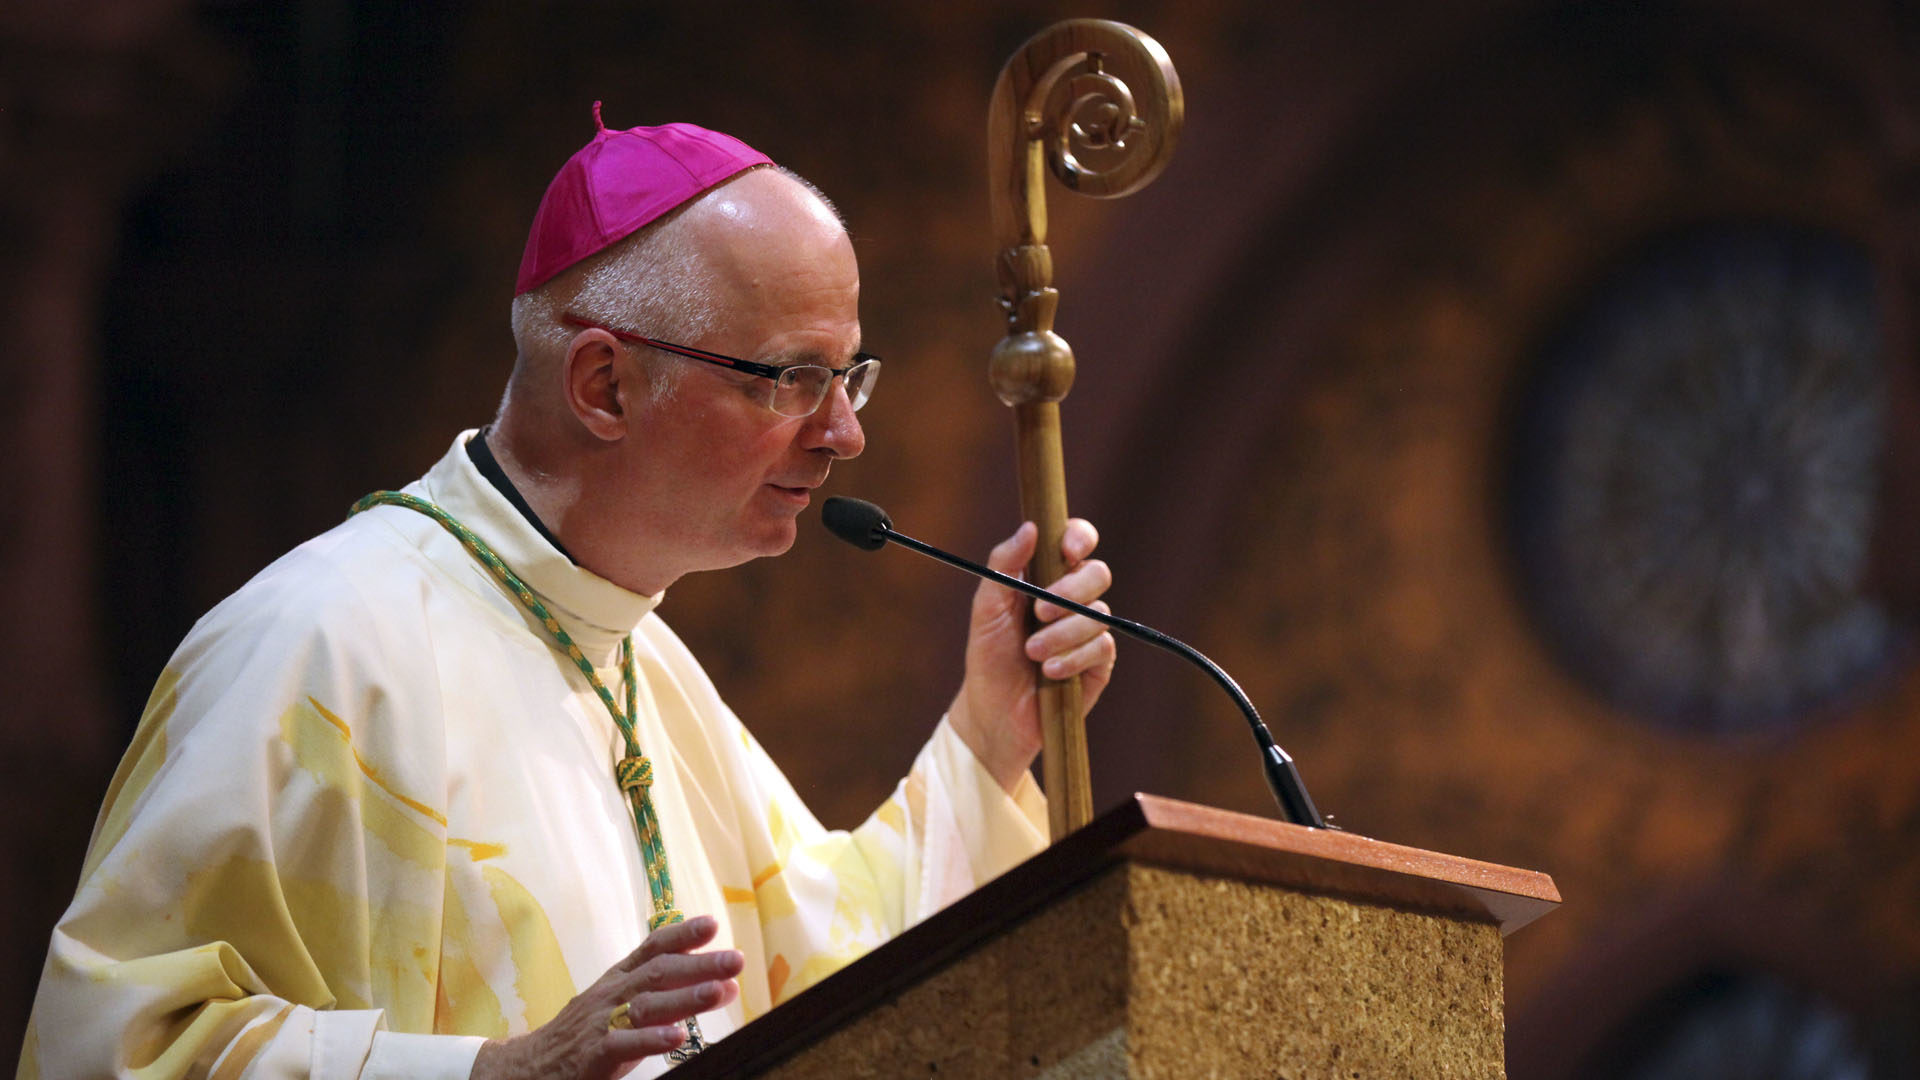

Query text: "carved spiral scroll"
[1040, 52, 1170, 198]
[989, 20, 1184, 256]
[984, 21, 1181, 840]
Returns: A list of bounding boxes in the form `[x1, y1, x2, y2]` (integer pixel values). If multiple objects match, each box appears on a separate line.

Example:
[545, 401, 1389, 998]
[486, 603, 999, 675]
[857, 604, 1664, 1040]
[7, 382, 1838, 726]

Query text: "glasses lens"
[845, 359, 880, 411]
[769, 359, 882, 416]
[771, 366, 833, 417]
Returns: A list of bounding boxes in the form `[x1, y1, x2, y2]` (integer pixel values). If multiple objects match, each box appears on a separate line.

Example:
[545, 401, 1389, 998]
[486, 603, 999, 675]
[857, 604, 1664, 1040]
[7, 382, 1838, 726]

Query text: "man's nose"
[800, 379, 865, 458]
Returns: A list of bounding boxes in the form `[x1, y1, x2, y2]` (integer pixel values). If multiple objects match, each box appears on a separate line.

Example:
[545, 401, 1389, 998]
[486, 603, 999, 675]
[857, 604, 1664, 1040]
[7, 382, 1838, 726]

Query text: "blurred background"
[5, 0, 1919, 1075]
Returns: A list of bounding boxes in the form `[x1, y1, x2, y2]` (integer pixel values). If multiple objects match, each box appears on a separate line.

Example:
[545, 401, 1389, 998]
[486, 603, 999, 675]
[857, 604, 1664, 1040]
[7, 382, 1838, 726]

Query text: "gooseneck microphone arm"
[822, 497, 1330, 830]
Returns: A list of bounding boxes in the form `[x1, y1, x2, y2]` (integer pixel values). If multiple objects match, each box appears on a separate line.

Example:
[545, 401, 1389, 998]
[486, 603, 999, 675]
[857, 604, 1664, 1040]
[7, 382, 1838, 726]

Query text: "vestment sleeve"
[738, 715, 1047, 1006]
[17, 569, 485, 1080]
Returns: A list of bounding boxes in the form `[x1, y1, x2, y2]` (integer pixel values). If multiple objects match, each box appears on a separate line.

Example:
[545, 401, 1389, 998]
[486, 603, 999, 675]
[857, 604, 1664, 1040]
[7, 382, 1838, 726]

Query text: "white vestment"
[20, 432, 1047, 1079]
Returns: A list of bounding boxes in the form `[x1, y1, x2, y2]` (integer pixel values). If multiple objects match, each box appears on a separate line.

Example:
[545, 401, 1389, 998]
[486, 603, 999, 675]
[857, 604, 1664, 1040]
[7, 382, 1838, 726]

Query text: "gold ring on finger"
[607, 1002, 634, 1030]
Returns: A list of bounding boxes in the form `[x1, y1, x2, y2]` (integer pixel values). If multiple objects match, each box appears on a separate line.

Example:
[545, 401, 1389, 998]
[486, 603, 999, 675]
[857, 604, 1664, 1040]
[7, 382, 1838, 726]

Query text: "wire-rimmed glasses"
[561, 312, 880, 418]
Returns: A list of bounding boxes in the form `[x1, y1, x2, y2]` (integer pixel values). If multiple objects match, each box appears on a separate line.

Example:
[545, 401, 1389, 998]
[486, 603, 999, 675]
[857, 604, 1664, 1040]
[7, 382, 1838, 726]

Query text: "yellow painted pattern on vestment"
[97, 941, 252, 993]
[872, 798, 906, 834]
[721, 886, 755, 905]
[826, 843, 887, 946]
[435, 866, 506, 1038]
[449, 839, 507, 861]
[790, 950, 861, 1003]
[208, 1003, 294, 1080]
[480, 866, 576, 1028]
[83, 667, 179, 881]
[778, 841, 888, 1001]
[365, 898, 441, 1035]
[125, 993, 278, 1080]
[179, 857, 338, 1008]
[275, 865, 374, 1010]
[766, 798, 799, 855]
[850, 821, 906, 925]
[300, 697, 448, 827]
[752, 870, 797, 922]
[903, 771, 927, 835]
[753, 797, 804, 922]
[270, 697, 448, 1029]
[280, 698, 446, 877]
[765, 954, 791, 1002]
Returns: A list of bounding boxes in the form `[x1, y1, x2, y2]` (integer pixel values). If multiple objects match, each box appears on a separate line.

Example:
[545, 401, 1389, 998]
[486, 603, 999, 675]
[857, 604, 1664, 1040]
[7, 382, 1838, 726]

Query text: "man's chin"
[722, 519, 801, 567]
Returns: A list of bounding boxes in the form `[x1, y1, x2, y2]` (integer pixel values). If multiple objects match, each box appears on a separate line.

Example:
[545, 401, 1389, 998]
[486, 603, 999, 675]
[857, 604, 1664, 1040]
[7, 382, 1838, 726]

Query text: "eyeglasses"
[561, 312, 881, 418]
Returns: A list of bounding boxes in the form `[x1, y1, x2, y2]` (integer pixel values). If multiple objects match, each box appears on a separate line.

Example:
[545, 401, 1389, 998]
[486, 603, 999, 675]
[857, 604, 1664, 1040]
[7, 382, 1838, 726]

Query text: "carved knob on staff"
[989, 331, 1076, 406]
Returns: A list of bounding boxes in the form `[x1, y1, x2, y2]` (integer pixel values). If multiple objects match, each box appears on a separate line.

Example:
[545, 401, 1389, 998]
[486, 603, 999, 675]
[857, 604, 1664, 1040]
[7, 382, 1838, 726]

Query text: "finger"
[605, 1023, 689, 1060]
[1026, 603, 1111, 661]
[985, 521, 1038, 578]
[974, 523, 1040, 624]
[623, 949, 746, 994]
[1033, 559, 1112, 623]
[612, 915, 721, 972]
[1059, 518, 1100, 565]
[1036, 629, 1116, 682]
[623, 978, 741, 1028]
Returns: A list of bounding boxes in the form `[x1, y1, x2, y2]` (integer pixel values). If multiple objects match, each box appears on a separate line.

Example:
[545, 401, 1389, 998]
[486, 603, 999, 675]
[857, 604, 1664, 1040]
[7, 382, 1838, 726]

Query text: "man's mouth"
[769, 481, 820, 502]
[770, 470, 830, 495]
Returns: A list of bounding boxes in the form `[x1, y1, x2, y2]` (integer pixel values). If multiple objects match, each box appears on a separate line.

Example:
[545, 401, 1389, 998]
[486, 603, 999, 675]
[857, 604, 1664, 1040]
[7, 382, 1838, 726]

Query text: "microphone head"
[821, 497, 892, 551]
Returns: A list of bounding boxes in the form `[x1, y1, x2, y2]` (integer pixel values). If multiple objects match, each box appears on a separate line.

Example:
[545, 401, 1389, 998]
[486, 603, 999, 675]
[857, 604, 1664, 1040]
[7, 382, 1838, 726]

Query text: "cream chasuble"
[20, 432, 1047, 1080]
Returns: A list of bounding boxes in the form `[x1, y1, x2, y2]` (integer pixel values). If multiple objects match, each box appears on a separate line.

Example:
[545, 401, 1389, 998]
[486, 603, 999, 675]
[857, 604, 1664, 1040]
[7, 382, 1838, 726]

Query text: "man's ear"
[563, 330, 631, 442]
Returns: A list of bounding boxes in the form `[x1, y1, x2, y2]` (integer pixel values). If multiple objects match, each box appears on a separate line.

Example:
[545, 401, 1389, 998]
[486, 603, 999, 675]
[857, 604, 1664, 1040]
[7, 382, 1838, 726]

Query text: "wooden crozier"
[987, 20, 1183, 839]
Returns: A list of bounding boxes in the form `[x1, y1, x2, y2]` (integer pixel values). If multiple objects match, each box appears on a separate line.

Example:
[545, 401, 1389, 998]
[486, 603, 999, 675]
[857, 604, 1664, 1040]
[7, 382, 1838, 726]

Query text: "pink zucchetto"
[513, 102, 772, 295]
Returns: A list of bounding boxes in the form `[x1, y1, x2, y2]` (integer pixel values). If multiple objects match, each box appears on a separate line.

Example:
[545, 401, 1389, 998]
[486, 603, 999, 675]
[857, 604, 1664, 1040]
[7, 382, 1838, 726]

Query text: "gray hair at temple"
[506, 164, 843, 406]
[507, 205, 714, 404]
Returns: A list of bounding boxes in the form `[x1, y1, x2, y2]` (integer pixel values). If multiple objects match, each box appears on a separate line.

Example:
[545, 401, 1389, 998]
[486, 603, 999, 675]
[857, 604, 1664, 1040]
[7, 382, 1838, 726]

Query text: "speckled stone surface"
[759, 862, 1507, 1078]
[1125, 863, 1505, 1078]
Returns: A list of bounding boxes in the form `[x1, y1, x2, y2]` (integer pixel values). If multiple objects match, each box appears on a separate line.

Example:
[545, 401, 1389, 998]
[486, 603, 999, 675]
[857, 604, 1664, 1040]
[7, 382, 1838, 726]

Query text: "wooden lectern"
[674, 795, 1560, 1079]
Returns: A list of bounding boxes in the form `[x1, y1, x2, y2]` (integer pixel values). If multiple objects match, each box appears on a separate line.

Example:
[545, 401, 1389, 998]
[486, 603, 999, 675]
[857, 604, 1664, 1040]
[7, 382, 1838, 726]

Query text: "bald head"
[685, 166, 848, 259]
[670, 167, 856, 350]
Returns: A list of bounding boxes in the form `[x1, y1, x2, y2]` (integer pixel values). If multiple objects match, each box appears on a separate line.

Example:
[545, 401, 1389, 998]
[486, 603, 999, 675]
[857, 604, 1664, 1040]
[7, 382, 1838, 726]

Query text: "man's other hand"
[469, 915, 744, 1080]
[948, 518, 1117, 792]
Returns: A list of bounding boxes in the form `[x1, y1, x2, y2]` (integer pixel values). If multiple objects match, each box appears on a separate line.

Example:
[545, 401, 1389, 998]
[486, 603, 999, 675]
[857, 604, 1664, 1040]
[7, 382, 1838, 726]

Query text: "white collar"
[414, 430, 664, 646]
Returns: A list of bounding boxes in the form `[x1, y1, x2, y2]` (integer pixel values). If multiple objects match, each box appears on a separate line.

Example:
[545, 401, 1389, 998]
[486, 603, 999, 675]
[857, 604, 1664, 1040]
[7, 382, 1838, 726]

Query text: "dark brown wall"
[4, 0, 1918, 1074]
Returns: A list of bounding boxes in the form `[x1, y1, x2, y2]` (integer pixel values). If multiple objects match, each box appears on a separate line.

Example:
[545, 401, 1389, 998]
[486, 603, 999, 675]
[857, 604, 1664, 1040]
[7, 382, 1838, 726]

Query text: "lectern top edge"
[1122, 794, 1562, 937]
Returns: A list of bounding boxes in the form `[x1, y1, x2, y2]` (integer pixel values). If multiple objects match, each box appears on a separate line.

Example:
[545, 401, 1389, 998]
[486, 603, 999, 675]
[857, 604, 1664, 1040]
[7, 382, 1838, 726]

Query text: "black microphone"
[821, 496, 1331, 830]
